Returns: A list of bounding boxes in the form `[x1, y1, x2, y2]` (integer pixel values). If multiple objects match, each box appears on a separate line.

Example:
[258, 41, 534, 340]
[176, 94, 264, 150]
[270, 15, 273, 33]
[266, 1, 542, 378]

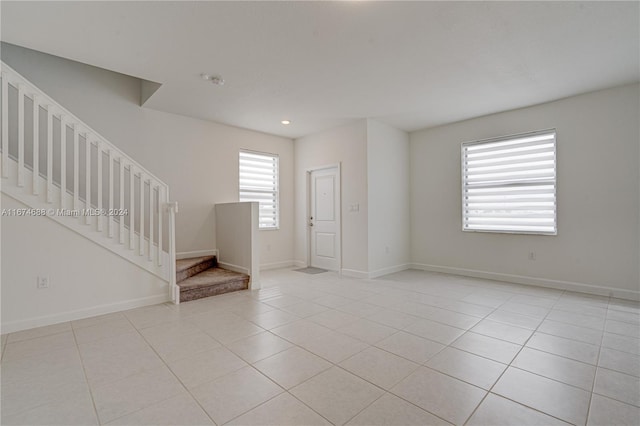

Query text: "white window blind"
[239, 150, 279, 229]
[461, 130, 557, 235]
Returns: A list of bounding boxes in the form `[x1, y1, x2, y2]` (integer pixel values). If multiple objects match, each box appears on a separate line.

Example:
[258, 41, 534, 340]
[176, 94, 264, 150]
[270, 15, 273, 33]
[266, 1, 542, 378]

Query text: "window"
[461, 129, 557, 235]
[239, 150, 279, 229]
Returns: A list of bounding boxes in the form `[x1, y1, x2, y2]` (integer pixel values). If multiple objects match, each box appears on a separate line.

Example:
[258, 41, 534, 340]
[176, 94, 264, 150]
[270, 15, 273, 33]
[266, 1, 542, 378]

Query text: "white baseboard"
[293, 260, 307, 268]
[341, 268, 370, 279]
[176, 249, 218, 260]
[340, 264, 410, 280]
[218, 261, 250, 276]
[410, 263, 640, 301]
[260, 260, 296, 271]
[1, 293, 171, 334]
[368, 264, 411, 279]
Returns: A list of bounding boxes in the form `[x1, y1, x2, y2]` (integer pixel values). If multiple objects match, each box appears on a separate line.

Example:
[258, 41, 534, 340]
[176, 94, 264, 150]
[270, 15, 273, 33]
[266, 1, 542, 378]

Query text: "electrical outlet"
[528, 252, 536, 261]
[37, 276, 50, 289]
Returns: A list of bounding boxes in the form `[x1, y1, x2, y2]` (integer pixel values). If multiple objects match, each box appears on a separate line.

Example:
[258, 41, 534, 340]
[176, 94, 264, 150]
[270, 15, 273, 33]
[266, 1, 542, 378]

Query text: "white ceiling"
[2, 1, 638, 139]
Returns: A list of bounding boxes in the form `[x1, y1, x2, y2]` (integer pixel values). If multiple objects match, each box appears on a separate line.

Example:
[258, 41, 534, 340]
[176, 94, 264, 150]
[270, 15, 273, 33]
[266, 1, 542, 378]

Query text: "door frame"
[306, 163, 342, 272]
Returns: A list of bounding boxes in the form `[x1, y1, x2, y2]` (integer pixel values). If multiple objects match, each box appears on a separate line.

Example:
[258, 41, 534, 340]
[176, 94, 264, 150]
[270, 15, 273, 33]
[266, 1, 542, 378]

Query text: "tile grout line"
[116, 312, 220, 426]
[589, 371, 640, 409]
[534, 324, 606, 346]
[239, 290, 640, 416]
[588, 303, 640, 407]
[454, 291, 527, 426]
[3, 270, 638, 425]
[583, 294, 610, 426]
[320, 362, 452, 426]
[510, 340, 600, 369]
[290, 274, 564, 422]
[3, 327, 70, 345]
[475, 290, 632, 422]
[219, 340, 333, 424]
[224, 358, 335, 426]
[372, 330, 447, 364]
[0, 327, 88, 421]
[369, 279, 538, 424]
[233, 309, 437, 425]
[69, 323, 102, 425]
[298, 272, 636, 419]
[462, 288, 570, 425]
[332, 290, 524, 425]
[282, 390, 337, 426]
[390, 286, 561, 347]
[225, 332, 293, 364]
[339, 362, 456, 426]
[464, 301, 613, 364]
[130, 301, 331, 425]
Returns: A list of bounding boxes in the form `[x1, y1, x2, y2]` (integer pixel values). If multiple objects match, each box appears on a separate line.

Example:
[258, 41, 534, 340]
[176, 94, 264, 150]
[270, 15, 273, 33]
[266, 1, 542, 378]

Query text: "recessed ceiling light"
[201, 73, 225, 86]
[281, 120, 291, 125]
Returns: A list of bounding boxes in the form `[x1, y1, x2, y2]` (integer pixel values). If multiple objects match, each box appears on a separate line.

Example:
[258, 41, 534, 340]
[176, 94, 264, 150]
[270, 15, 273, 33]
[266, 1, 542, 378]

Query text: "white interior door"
[309, 166, 340, 271]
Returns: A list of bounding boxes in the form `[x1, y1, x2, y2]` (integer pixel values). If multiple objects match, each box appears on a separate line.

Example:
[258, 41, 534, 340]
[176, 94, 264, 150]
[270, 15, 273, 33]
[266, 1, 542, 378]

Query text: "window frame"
[239, 149, 280, 230]
[460, 129, 557, 236]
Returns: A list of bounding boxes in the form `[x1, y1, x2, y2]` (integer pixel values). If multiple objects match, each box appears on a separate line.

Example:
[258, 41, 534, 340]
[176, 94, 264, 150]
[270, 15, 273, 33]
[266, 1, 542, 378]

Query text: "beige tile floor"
[1, 268, 639, 425]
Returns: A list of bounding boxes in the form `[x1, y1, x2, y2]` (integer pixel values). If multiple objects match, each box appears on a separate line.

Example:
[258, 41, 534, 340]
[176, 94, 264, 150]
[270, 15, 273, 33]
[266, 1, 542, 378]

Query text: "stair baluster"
[139, 172, 144, 256]
[96, 141, 103, 232]
[46, 106, 53, 203]
[85, 135, 91, 223]
[129, 165, 135, 250]
[148, 185, 154, 261]
[60, 116, 66, 207]
[0, 63, 177, 301]
[17, 84, 25, 187]
[108, 149, 114, 238]
[32, 94, 39, 195]
[1, 72, 8, 178]
[168, 201, 178, 303]
[73, 125, 79, 209]
[119, 159, 125, 244]
[157, 186, 163, 267]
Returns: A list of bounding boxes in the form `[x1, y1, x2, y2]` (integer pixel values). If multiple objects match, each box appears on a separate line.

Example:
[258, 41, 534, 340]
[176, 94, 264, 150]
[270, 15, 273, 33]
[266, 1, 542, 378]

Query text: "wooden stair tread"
[178, 267, 249, 291]
[176, 256, 216, 273]
[175, 257, 248, 302]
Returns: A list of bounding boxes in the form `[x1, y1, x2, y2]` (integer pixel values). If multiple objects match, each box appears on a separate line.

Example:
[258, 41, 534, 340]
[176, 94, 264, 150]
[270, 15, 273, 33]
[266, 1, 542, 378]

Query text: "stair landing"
[176, 256, 249, 302]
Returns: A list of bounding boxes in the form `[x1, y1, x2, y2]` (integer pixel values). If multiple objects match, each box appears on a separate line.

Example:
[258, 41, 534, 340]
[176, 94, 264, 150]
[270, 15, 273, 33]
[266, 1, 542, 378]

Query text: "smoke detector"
[201, 73, 225, 86]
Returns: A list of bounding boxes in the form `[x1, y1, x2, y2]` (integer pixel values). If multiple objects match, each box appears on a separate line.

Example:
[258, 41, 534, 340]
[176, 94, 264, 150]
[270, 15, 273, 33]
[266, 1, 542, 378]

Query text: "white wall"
[410, 84, 640, 299]
[294, 120, 369, 274]
[367, 119, 410, 276]
[294, 119, 410, 278]
[1, 43, 295, 267]
[1, 194, 169, 333]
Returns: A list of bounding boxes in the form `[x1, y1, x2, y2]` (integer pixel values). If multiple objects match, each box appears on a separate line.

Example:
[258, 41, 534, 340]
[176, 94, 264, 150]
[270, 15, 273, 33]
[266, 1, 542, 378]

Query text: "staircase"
[176, 256, 250, 302]
[1, 62, 180, 303]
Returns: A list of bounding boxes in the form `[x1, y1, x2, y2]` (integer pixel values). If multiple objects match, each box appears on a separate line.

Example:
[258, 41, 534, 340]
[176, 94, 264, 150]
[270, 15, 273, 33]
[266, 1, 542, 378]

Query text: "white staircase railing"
[0, 61, 179, 303]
